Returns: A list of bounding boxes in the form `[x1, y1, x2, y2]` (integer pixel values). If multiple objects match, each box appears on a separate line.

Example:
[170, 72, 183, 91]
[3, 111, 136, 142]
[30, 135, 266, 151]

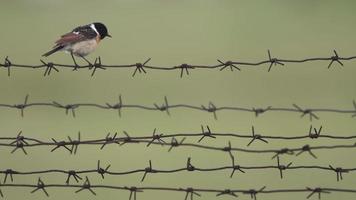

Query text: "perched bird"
[42, 22, 111, 67]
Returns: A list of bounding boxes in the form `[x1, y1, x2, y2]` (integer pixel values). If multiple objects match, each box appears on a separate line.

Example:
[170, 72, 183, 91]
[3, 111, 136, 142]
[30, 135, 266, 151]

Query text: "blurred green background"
[1, 0, 356, 199]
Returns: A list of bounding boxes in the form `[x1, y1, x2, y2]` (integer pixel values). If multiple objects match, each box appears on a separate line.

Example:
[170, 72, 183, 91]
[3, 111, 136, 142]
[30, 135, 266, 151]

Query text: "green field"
[0, 1, 356, 200]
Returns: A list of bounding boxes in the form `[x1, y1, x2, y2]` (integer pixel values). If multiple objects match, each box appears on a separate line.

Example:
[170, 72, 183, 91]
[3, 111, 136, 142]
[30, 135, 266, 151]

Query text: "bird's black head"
[93, 22, 111, 39]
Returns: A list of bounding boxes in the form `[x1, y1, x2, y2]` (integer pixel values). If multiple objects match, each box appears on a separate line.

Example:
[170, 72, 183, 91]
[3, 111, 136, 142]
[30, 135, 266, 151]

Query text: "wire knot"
[40, 59, 58, 76]
[10, 131, 28, 155]
[306, 187, 330, 199]
[309, 125, 322, 139]
[52, 101, 78, 117]
[247, 126, 268, 146]
[229, 155, 245, 177]
[328, 50, 343, 69]
[132, 58, 150, 77]
[75, 176, 96, 195]
[66, 170, 82, 184]
[13, 95, 29, 117]
[90, 57, 105, 76]
[147, 128, 165, 147]
[179, 63, 194, 77]
[120, 131, 138, 146]
[272, 148, 294, 159]
[217, 59, 240, 71]
[276, 156, 292, 179]
[293, 104, 319, 121]
[267, 50, 284, 72]
[101, 132, 119, 149]
[183, 187, 201, 200]
[125, 186, 143, 200]
[141, 160, 155, 182]
[67, 132, 81, 154]
[154, 96, 170, 115]
[3, 56, 12, 76]
[216, 189, 238, 198]
[97, 160, 111, 179]
[201, 102, 217, 119]
[198, 125, 216, 142]
[296, 144, 317, 159]
[31, 178, 49, 196]
[329, 165, 348, 181]
[253, 106, 271, 117]
[186, 157, 195, 171]
[106, 95, 123, 117]
[168, 137, 185, 152]
[51, 138, 71, 153]
[3, 169, 17, 183]
[223, 141, 232, 152]
[243, 186, 266, 200]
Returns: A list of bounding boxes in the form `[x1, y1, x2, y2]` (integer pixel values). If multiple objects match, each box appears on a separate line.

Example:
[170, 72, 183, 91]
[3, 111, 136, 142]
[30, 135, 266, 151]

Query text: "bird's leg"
[80, 56, 93, 68]
[71, 52, 79, 71]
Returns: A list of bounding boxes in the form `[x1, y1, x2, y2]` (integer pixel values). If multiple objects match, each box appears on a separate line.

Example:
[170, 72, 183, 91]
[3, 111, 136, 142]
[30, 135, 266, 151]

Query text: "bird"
[42, 22, 111, 68]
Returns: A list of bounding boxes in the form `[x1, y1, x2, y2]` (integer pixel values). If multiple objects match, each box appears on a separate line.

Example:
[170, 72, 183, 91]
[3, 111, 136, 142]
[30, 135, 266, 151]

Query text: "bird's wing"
[54, 24, 97, 47]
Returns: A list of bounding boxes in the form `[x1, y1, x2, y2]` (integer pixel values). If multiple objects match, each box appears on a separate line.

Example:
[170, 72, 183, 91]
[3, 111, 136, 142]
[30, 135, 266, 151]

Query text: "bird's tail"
[42, 46, 63, 57]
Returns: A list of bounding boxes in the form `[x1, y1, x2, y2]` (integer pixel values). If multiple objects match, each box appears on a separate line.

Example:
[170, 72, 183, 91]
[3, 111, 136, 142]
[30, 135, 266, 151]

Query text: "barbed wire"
[1, 179, 356, 200]
[1, 124, 356, 147]
[1, 50, 355, 77]
[1, 130, 356, 158]
[1, 156, 354, 184]
[1, 95, 355, 120]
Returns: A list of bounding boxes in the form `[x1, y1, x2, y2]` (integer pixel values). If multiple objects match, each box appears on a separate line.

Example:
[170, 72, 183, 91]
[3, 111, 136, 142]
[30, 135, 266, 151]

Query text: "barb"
[154, 96, 170, 116]
[30, 178, 49, 196]
[1, 129, 356, 156]
[1, 97, 355, 120]
[132, 58, 151, 77]
[2, 56, 11, 76]
[125, 186, 142, 200]
[2, 51, 355, 76]
[198, 125, 216, 143]
[267, 50, 284, 72]
[243, 186, 266, 200]
[183, 187, 201, 200]
[247, 126, 268, 146]
[306, 187, 331, 199]
[75, 176, 96, 195]
[146, 129, 165, 147]
[276, 156, 292, 179]
[1, 158, 356, 182]
[9, 131, 29, 155]
[40, 60, 58, 76]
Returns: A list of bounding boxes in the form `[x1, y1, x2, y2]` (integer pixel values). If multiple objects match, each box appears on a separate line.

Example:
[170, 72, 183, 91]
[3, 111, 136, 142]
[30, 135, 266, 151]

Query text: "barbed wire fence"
[1, 51, 356, 199]
[1, 157, 354, 183]
[0, 95, 355, 120]
[1, 50, 355, 77]
[1, 127, 356, 158]
[2, 181, 356, 200]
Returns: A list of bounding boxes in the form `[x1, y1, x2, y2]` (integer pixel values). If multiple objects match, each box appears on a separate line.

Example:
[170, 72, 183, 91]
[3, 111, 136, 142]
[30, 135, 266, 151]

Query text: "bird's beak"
[107, 34, 112, 38]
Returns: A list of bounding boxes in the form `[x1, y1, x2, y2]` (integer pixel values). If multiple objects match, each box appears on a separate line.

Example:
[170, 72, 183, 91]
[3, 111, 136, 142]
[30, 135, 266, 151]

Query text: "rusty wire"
[0, 95, 355, 120]
[0, 50, 355, 77]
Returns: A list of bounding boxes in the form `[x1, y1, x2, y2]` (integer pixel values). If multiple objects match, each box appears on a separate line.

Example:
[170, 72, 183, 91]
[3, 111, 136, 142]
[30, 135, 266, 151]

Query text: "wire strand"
[1, 50, 354, 76]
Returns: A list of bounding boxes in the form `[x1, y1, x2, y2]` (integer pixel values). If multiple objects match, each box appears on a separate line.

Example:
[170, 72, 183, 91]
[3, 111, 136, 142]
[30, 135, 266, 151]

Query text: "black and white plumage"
[42, 22, 111, 66]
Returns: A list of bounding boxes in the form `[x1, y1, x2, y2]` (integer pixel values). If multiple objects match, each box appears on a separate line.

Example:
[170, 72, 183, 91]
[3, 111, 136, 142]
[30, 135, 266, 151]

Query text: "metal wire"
[1, 130, 356, 158]
[0, 50, 354, 77]
[0, 95, 355, 120]
[1, 179, 356, 200]
[0, 157, 354, 183]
